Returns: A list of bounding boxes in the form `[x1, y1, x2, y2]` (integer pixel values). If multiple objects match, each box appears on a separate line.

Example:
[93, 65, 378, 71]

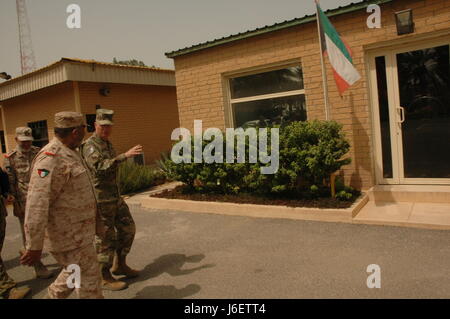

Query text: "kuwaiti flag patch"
[37, 169, 50, 178]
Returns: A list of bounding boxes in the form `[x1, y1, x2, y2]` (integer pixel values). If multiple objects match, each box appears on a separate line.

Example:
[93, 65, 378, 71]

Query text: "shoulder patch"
[37, 168, 50, 178]
[86, 146, 96, 157]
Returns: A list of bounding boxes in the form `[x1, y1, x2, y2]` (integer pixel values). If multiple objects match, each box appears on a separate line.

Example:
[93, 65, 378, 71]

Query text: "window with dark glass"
[28, 120, 49, 148]
[0, 131, 6, 153]
[86, 114, 96, 133]
[375, 56, 393, 179]
[229, 65, 306, 128]
[396, 45, 450, 178]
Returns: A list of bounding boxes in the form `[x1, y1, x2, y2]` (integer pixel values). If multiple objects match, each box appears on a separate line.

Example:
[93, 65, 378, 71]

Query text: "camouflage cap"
[54, 111, 85, 128]
[15, 127, 34, 141]
[96, 109, 114, 126]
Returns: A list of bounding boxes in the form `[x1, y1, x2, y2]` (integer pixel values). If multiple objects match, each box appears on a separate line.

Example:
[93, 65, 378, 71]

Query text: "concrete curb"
[125, 183, 449, 230]
[138, 192, 369, 224]
[352, 218, 450, 231]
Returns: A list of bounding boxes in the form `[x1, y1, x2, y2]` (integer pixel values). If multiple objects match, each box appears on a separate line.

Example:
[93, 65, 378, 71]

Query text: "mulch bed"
[151, 186, 360, 209]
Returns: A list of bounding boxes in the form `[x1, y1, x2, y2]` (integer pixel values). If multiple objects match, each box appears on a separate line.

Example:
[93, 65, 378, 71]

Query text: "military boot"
[111, 253, 139, 278]
[34, 261, 53, 279]
[101, 266, 128, 291]
[7, 287, 31, 299]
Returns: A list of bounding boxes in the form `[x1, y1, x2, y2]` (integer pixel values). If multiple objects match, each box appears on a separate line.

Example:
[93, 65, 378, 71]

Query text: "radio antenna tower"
[16, 0, 37, 75]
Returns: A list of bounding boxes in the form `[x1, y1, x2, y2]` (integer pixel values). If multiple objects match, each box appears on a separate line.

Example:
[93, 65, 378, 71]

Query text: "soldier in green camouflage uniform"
[80, 109, 142, 291]
[3, 127, 52, 279]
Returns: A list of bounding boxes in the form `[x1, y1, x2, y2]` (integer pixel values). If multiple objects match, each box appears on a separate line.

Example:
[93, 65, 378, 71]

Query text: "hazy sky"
[1, 0, 357, 78]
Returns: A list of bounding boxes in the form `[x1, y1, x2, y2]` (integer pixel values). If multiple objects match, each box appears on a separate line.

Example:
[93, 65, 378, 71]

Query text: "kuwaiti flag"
[316, 0, 361, 95]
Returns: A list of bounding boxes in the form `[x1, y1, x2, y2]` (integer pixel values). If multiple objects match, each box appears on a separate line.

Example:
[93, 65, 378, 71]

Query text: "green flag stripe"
[317, 4, 352, 63]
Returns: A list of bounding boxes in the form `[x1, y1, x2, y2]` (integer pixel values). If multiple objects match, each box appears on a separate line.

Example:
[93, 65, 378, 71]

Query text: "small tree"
[112, 57, 156, 68]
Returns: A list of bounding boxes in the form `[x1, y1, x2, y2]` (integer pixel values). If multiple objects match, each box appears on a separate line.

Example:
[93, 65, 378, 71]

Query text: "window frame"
[224, 61, 307, 128]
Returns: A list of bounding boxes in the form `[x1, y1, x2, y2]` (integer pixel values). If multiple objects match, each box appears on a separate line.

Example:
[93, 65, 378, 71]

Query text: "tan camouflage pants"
[49, 244, 103, 299]
[95, 198, 136, 267]
[0, 202, 16, 299]
[17, 214, 26, 248]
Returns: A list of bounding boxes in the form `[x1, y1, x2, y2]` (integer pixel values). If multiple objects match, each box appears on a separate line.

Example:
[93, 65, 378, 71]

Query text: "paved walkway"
[354, 201, 450, 230]
[2, 204, 449, 299]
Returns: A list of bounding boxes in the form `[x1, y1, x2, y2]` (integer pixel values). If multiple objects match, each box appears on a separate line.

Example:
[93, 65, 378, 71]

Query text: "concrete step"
[353, 201, 450, 230]
[368, 185, 450, 204]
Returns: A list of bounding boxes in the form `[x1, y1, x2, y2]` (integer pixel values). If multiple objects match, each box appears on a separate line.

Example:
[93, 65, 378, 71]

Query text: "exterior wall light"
[395, 9, 414, 35]
[99, 87, 111, 96]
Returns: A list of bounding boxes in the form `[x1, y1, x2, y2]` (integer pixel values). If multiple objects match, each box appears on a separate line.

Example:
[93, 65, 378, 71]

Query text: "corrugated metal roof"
[61, 58, 174, 73]
[165, 0, 393, 58]
[0, 58, 175, 101]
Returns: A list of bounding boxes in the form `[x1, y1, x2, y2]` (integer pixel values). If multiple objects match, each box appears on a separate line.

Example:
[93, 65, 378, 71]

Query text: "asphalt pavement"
[2, 203, 449, 299]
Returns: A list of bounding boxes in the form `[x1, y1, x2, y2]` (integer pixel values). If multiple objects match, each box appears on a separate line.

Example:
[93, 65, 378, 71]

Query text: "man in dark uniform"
[0, 167, 31, 299]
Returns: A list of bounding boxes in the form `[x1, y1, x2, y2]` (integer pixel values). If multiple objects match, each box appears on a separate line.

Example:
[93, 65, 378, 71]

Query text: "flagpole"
[315, 0, 331, 120]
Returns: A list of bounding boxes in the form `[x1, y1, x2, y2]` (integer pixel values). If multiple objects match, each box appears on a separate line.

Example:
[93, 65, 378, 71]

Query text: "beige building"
[166, 0, 450, 190]
[0, 58, 179, 165]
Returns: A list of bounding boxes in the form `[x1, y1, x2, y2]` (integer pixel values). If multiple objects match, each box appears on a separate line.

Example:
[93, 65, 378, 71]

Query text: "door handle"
[397, 106, 405, 124]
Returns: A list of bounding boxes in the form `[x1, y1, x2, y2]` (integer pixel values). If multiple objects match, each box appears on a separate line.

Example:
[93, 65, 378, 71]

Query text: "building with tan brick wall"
[166, 0, 450, 190]
[0, 58, 179, 165]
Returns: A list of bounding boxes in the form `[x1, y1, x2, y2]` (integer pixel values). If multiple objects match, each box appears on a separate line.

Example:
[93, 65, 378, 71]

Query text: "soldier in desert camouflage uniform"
[81, 109, 142, 291]
[3, 127, 52, 279]
[20, 112, 103, 299]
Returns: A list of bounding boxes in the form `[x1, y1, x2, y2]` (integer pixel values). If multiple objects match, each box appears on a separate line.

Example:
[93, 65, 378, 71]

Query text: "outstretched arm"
[82, 144, 143, 176]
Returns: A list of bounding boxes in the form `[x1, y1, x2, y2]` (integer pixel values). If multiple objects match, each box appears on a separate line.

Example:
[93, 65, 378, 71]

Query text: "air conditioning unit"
[128, 152, 145, 166]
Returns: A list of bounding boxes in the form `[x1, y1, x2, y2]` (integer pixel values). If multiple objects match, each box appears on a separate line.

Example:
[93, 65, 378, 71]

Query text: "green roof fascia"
[165, 0, 393, 58]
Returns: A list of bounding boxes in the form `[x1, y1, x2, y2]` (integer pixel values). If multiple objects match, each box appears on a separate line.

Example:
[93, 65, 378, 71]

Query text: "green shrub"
[163, 137, 251, 194]
[245, 120, 351, 196]
[335, 175, 355, 193]
[328, 175, 359, 201]
[335, 190, 353, 201]
[155, 151, 174, 179]
[161, 120, 354, 200]
[119, 161, 166, 194]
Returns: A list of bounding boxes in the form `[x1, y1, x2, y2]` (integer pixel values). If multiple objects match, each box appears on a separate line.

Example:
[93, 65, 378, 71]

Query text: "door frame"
[367, 36, 450, 185]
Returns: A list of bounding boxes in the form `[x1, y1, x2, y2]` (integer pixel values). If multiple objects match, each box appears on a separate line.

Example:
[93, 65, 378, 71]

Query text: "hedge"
[160, 120, 355, 200]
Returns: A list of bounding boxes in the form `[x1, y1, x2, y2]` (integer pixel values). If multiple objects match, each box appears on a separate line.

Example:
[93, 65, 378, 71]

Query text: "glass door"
[369, 39, 450, 185]
[393, 44, 450, 183]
